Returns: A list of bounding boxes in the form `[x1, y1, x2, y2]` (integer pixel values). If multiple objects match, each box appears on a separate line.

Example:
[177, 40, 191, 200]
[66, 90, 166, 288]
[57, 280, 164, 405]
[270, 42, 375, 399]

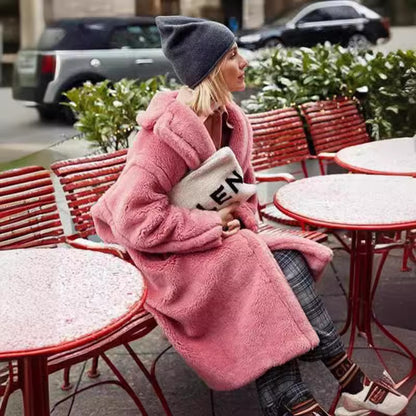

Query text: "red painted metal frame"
[0, 165, 172, 415]
[274, 193, 416, 400]
[248, 107, 311, 175]
[51, 149, 128, 238]
[334, 156, 416, 178]
[334, 140, 416, 271]
[51, 152, 173, 416]
[0, 290, 146, 360]
[0, 166, 66, 249]
[0, 166, 67, 414]
[300, 97, 370, 175]
[0, 288, 147, 416]
[248, 108, 329, 238]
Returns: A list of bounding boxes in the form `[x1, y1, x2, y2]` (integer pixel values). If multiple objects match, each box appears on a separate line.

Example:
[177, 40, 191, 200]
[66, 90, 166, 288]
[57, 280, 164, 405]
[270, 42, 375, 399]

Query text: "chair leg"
[0, 381, 12, 416]
[125, 343, 174, 416]
[401, 230, 415, 272]
[87, 356, 100, 378]
[318, 159, 326, 175]
[0, 362, 20, 416]
[61, 366, 72, 391]
[100, 352, 150, 415]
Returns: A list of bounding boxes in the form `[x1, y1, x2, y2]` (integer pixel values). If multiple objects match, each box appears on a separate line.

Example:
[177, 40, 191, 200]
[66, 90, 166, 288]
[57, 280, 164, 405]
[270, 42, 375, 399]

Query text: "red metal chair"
[50, 151, 173, 415]
[300, 97, 371, 175]
[248, 107, 311, 226]
[51, 149, 128, 239]
[0, 166, 66, 413]
[0, 165, 171, 416]
[247, 108, 327, 243]
[301, 98, 416, 270]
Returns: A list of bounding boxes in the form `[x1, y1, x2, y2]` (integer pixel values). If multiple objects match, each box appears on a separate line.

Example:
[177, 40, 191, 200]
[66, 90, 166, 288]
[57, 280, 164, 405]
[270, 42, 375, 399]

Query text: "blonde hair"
[188, 56, 233, 116]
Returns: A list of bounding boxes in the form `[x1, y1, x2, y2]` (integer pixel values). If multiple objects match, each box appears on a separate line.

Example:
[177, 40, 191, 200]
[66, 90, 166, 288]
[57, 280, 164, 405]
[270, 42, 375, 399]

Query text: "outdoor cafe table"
[274, 174, 416, 391]
[0, 247, 146, 416]
[334, 136, 416, 177]
[334, 136, 416, 271]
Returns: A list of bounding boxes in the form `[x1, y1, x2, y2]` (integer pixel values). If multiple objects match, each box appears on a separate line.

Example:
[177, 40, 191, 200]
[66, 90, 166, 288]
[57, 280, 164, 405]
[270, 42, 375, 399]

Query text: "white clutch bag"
[169, 147, 257, 211]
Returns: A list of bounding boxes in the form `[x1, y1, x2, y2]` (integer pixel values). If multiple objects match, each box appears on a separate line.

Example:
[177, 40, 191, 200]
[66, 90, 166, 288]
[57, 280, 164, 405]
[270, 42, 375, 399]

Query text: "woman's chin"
[232, 82, 246, 92]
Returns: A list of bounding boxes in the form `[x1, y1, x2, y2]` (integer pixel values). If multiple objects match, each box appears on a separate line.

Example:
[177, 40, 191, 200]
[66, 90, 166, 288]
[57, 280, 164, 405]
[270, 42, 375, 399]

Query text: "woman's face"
[220, 45, 248, 92]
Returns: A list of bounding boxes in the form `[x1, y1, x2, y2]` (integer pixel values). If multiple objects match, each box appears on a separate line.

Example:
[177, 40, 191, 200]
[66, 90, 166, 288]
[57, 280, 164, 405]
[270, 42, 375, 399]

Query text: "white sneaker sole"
[335, 407, 371, 416]
[335, 406, 407, 416]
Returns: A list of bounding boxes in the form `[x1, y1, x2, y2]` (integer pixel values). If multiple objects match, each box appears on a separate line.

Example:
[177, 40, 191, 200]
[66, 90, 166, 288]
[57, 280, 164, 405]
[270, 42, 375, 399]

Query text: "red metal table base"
[21, 356, 50, 416]
[340, 230, 416, 395]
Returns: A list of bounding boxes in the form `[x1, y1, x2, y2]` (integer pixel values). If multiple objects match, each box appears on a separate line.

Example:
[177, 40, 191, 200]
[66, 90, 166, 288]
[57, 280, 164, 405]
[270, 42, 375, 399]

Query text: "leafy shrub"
[243, 44, 416, 140]
[64, 76, 176, 153]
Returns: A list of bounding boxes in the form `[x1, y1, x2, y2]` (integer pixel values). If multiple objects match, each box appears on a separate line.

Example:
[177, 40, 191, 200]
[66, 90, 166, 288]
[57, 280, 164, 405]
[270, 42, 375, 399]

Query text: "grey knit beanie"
[156, 16, 236, 88]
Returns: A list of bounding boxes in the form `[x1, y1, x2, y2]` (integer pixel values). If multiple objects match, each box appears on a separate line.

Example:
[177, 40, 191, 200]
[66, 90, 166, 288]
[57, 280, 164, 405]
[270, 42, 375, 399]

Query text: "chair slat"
[248, 108, 326, 233]
[0, 166, 65, 249]
[301, 97, 370, 154]
[249, 107, 311, 172]
[51, 151, 128, 237]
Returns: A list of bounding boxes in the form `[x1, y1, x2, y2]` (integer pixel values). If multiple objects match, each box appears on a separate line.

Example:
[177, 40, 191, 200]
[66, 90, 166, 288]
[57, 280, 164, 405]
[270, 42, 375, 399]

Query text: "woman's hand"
[218, 204, 238, 226]
[218, 204, 241, 238]
[222, 219, 241, 237]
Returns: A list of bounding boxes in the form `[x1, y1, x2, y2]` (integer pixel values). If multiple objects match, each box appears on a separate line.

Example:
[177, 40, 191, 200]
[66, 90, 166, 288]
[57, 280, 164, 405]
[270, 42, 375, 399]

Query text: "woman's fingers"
[222, 219, 241, 237]
[218, 203, 240, 226]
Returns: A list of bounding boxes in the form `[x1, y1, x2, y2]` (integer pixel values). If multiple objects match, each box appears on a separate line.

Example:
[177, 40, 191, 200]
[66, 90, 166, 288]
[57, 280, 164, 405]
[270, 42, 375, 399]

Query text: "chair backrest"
[0, 166, 65, 249]
[300, 97, 370, 154]
[50, 149, 128, 238]
[247, 107, 311, 172]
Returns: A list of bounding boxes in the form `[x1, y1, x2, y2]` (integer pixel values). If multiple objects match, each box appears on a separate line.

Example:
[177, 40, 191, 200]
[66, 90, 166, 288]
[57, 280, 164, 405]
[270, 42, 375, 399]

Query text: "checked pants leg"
[256, 249, 344, 415]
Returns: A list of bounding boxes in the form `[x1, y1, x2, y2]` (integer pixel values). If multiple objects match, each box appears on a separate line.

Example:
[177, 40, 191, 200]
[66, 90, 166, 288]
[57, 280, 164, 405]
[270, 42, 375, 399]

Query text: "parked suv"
[237, 0, 390, 50]
[12, 17, 176, 122]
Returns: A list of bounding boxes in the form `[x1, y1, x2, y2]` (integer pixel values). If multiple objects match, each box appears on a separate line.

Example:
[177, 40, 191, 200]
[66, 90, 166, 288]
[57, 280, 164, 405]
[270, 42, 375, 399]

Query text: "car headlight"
[238, 34, 262, 43]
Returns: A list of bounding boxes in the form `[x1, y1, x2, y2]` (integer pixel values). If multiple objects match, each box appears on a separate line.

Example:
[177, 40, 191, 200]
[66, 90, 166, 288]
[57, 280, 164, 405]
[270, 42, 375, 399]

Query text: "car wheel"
[347, 34, 370, 50]
[36, 105, 59, 122]
[59, 101, 76, 125]
[263, 38, 283, 49]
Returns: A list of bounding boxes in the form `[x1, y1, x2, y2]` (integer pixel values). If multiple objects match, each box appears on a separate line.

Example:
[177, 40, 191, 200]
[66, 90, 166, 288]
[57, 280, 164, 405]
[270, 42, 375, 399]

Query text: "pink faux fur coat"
[91, 91, 333, 391]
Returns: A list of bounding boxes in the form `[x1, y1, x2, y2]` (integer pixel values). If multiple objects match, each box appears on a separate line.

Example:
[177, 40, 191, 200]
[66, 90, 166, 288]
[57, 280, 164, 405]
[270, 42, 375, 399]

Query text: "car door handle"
[135, 58, 153, 65]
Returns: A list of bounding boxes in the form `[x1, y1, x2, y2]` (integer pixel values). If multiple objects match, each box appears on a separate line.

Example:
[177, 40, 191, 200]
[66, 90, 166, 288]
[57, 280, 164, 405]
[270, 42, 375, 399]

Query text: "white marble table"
[0, 248, 145, 416]
[274, 174, 416, 391]
[334, 137, 416, 177]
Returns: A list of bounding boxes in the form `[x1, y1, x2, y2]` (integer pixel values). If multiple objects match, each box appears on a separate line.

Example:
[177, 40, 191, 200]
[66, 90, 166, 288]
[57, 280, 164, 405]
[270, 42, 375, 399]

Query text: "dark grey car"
[237, 0, 390, 50]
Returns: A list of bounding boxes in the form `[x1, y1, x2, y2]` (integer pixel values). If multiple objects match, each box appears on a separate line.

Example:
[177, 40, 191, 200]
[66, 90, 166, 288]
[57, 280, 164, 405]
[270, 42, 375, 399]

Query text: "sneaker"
[334, 373, 408, 416]
[290, 398, 330, 415]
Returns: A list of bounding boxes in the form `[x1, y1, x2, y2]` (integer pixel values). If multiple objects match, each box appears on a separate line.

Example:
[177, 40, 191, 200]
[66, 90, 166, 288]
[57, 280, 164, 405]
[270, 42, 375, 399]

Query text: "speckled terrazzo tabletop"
[276, 174, 416, 228]
[0, 248, 144, 356]
[335, 137, 416, 175]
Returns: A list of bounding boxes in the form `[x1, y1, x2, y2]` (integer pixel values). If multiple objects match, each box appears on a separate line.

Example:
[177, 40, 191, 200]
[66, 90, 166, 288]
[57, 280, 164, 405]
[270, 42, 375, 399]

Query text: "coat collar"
[137, 91, 252, 171]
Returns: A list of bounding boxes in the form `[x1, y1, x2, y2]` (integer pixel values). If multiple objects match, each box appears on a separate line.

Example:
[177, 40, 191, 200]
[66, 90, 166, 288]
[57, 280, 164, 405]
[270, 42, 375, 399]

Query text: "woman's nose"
[240, 56, 248, 69]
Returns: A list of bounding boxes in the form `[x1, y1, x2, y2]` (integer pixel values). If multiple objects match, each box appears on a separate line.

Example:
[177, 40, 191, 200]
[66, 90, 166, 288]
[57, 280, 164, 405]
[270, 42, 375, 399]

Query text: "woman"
[91, 16, 408, 416]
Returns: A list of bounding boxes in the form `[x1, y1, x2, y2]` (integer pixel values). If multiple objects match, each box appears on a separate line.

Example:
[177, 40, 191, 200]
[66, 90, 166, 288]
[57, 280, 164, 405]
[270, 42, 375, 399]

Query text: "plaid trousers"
[256, 249, 344, 416]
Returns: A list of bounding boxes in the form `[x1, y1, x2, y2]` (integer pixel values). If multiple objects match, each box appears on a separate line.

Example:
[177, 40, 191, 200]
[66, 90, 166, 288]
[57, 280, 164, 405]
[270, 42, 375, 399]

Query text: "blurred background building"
[0, 0, 415, 75]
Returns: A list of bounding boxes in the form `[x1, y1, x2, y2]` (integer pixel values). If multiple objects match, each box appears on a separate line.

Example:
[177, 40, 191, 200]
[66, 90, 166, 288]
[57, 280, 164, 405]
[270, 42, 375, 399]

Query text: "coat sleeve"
[232, 162, 259, 232]
[91, 147, 224, 255]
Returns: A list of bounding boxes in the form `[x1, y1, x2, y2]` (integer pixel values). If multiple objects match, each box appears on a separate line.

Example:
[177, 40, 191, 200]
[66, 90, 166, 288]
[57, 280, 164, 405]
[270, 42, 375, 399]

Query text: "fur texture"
[91, 91, 333, 390]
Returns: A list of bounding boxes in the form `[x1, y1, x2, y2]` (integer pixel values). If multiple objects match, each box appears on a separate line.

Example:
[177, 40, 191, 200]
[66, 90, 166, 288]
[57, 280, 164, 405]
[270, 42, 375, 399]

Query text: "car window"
[298, 9, 330, 23]
[324, 6, 360, 20]
[38, 28, 66, 50]
[109, 25, 161, 49]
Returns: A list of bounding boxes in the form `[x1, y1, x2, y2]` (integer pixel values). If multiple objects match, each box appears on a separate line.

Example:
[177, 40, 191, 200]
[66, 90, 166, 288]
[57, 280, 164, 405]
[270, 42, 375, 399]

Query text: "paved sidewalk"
[4, 237, 415, 416]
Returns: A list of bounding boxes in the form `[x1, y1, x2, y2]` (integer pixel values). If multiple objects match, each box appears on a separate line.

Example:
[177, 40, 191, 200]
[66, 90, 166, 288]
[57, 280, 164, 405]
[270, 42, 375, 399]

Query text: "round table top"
[0, 248, 145, 358]
[335, 137, 416, 176]
[275, 174, 416, 230]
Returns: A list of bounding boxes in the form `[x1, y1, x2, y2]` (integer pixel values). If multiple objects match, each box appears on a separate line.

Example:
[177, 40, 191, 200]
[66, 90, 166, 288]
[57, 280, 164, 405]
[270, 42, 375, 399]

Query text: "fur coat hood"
[91, 91, 333, 390]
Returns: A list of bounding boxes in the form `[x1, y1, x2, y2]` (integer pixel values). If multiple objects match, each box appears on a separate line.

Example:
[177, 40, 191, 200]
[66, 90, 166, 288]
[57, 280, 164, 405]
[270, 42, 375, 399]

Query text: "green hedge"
[243, 44, 416, 140]
[64, 76, 175, 153]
